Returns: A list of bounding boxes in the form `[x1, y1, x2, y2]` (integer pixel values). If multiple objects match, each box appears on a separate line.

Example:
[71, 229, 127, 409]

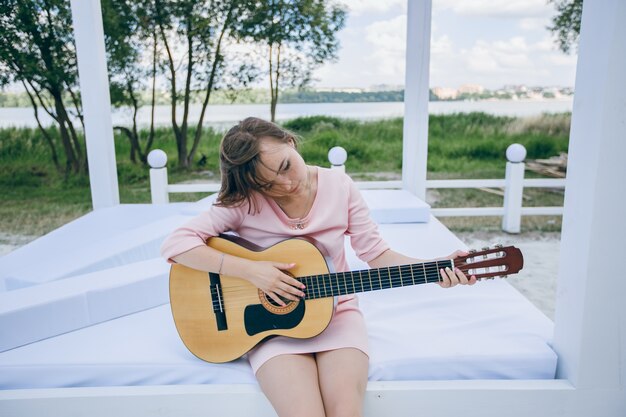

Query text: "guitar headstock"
[455, 245, 523, 280]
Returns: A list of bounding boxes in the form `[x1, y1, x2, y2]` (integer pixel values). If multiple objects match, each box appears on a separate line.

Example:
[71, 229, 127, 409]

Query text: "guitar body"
[170, 235, 523, 364]
[169, 236, 335, 363]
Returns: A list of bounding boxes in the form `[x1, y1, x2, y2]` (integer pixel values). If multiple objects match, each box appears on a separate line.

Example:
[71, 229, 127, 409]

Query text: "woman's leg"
[255, 353, 327, 417]
[316, 348, 369, 417]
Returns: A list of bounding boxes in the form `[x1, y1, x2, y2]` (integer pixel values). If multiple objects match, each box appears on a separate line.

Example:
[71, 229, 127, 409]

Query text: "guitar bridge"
[209, 272, 228, 331]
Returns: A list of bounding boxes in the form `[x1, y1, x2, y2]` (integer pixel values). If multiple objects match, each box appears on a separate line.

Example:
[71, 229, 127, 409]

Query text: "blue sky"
[313, 0, 578, 89]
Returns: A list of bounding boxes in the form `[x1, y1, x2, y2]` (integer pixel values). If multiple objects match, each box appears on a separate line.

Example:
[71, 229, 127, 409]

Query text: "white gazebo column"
[402, 0, 431, 200]
[552, 0, 625, 411]
[70, 0, 119, 209]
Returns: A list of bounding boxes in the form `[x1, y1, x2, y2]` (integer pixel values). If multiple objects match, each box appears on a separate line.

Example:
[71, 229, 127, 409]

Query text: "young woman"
[161, 117, 476, 417]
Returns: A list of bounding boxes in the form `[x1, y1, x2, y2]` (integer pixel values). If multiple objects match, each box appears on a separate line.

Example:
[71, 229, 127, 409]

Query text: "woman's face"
[256, 137, 309, 198]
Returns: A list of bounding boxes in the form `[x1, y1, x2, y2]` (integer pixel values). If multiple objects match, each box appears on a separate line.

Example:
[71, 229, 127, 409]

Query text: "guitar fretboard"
[299, 260, 453, 300]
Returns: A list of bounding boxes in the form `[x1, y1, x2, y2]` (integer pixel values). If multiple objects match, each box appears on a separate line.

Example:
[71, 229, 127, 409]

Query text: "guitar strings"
[215, 267, 446, 296]
[214, 263, 450, 296]
[206, 267, 453, 310]
[209, 274, 440, 310]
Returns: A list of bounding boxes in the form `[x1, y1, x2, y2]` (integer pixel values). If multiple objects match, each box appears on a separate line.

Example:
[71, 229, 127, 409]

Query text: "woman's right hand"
[244, 260, 306, 306]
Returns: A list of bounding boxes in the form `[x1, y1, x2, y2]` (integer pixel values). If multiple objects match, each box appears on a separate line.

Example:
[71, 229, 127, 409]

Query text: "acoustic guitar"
[169, 235, 523, 363]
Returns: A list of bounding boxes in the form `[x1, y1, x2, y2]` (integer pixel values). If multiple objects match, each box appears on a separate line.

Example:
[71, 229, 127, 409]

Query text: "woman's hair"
[216, 117, 299, 212]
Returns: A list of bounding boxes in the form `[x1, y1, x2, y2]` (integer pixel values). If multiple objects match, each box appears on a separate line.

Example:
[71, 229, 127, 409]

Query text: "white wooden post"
[147, 150, 169, 204]
[502, 144, 527, 233]
[402, 0, 431, 199]
[328, 146, 347, 173]
[551, 0, 626, 409]
[69, 0, 119, 209]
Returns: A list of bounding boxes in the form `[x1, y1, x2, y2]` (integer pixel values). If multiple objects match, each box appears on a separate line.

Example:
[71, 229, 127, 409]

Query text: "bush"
[282, 116, 345, 132]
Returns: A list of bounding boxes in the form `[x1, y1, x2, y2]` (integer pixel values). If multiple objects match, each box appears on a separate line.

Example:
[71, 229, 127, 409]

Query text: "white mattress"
[0, 196, 557, 389]
[0, 275, 555, 389]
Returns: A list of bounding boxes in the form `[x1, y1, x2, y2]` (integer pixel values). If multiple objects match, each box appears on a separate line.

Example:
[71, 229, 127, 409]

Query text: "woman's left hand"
[438, 250, 477, 288]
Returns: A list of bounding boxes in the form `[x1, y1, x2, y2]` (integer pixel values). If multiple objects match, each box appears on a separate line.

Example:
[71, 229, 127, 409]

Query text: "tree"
[0, 0, 85, 174]
[102, 0, 159, 165]
[548, 0, 583, 54]
[151, 0, 259, 169]
[236, 0, 346, 122]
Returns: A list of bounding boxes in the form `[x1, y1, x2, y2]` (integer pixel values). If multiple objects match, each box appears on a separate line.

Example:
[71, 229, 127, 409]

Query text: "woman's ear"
[288, 137, 296, 148]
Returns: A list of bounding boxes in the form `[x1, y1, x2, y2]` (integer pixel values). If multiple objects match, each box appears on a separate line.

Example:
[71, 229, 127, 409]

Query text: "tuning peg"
[495, 244, 503, 249]
[469, 249, 477, 254]
[482, 246, 489, 251]
[500, 275, 508, 279]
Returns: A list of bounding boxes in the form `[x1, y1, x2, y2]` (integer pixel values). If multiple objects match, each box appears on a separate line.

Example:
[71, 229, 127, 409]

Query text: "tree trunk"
[158, 19, 186, 168]
[23, 82, 61, 170]
[270, 44, 281, 123]
[144, 30, 158, 158]
[190, 4, 234, 165]
[52, 94, 79, 174]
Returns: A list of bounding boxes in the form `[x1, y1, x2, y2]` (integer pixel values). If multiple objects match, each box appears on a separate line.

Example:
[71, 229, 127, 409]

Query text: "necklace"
[276, 168, 313, 230]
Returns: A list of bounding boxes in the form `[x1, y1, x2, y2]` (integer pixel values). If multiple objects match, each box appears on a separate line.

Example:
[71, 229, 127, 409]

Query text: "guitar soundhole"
[258, 289, 300, 315]
[267, 295, 292, 308]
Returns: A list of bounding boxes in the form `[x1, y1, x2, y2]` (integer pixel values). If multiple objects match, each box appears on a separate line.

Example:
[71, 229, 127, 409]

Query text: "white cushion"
[361, 190, 430, 224]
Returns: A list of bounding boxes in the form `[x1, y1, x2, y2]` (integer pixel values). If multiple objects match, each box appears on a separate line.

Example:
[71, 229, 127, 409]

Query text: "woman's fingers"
[267, 292, 287, 307]
[439, 266, 478, 288]
[277, 280, 305, 299]
[261, 262, 306, 305]
[272, 262, 306, 293]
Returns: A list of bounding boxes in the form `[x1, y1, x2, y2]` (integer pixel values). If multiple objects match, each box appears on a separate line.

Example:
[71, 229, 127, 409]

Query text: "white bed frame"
[1, 1, 624, 416]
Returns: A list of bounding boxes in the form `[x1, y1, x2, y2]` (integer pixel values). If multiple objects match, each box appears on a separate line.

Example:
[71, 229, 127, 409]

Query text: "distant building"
[431, 87, 458, 100]
[368, 84, 404, 92]
[458, 84, 484, 94]
[503, 84, 528, 93]
[315, 87, 365, 93]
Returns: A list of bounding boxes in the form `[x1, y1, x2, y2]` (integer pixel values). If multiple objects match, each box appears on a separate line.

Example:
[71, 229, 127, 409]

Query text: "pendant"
[290, 221, 307, 230]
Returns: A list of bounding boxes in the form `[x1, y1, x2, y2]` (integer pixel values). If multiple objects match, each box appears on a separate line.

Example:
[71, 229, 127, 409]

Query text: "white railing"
[147, 144, 566, 233]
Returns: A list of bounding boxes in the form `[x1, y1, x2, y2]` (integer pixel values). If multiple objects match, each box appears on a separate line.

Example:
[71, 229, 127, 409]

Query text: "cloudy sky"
[313, 0, 578, 90]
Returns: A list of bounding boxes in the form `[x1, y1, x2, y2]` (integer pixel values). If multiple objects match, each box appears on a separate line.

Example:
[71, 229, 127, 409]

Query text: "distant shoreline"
[0, 88, 573, 108]
[0, 96, 574, 109]
[0, 98, 574, 129]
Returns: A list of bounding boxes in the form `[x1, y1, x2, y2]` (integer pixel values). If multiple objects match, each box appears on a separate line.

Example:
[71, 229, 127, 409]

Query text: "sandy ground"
[0, 233, 37, 257]
[456, 231, 560, 320]
[0, 230, 560, 320]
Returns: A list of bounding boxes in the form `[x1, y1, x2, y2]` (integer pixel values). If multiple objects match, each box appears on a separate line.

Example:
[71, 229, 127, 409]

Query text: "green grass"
[0, 112, 570, 237]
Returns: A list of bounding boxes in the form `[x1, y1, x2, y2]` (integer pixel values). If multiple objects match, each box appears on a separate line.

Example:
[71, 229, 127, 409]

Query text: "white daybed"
[0, 192, 556, 415]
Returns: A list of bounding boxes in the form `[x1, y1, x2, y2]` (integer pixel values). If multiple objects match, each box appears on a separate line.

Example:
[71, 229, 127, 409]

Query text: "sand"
[456, 231, 560, 320]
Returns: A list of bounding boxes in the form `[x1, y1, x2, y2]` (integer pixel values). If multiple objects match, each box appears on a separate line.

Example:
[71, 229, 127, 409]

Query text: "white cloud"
[338, 0, 405, 15]
[313, 1, 576, 89]
[435, 0, 551, 18]
[519, 17, 550, 31]
[363, 15, 407, 79]
[452, 36, 576, 87]
[431, 35, 453, 56]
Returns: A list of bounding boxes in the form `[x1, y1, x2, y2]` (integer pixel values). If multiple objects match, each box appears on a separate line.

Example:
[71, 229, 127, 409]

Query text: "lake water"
[0, 99, 573, 130]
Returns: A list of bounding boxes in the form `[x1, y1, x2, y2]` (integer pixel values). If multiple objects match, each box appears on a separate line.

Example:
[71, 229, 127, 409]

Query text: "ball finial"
[506, 143, 526, 163]
[328, 146, 347, 166]
[148, 149, 168, 168]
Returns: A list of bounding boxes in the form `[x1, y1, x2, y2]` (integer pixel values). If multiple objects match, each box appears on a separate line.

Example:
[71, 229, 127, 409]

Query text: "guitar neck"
[300, 259, 453, 299]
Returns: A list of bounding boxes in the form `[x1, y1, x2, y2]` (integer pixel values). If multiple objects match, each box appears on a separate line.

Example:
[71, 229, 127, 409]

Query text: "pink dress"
[160, 167, 389, 373]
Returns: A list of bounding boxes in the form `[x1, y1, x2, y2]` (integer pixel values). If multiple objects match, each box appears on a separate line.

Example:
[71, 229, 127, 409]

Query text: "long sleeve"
[160, 203, 245, 263]
[344, 174, 390, 263]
